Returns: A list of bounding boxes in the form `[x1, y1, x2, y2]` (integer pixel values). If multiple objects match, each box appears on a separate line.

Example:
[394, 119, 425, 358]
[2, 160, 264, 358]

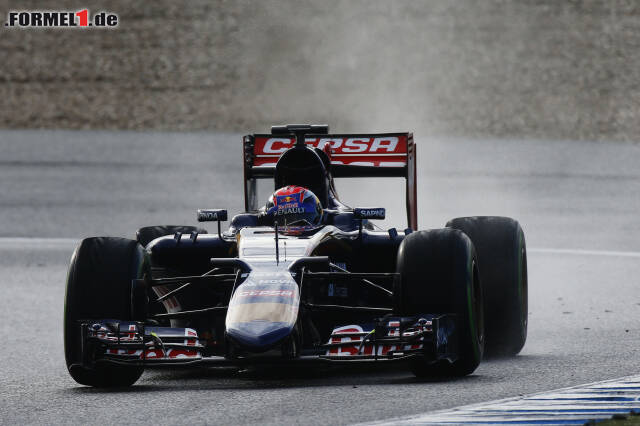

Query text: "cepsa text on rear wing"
[242, 132, 417, 229]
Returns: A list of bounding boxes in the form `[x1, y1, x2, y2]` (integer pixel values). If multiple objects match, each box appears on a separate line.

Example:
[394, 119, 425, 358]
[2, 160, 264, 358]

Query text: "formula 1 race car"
[64, 124, 528, 387]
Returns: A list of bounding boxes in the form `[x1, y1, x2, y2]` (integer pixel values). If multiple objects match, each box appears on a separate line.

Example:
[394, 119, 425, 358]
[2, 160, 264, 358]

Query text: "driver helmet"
[265, 185, 323, 228]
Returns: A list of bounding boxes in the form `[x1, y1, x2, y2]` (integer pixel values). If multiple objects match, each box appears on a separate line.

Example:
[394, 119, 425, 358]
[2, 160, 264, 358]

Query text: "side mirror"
[196, 209, 227, 239]
[353, 208, 385, 220]
[353, 208, 385, 239]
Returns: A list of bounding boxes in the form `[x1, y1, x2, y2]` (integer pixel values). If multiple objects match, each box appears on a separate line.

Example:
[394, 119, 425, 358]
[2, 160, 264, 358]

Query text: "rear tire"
[136, 225, 207, 247]
[64, 237, 148, 387]
[394, 229, 484, 377]
[446, 216, 527, 357]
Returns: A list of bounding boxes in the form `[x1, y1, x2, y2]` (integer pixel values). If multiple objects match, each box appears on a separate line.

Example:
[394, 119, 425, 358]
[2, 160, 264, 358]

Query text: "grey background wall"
[1, 0, 639, 140]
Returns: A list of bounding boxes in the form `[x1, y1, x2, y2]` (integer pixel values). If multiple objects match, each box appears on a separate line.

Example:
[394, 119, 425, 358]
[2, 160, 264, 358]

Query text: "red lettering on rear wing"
[251, 134, 409, 168]
[242, 133, 417, 229]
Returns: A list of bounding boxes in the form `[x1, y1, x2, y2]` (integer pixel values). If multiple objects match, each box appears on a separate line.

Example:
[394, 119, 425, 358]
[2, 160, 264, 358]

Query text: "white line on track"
[0, 237, 79, 249]
[528, 247, 640, 258]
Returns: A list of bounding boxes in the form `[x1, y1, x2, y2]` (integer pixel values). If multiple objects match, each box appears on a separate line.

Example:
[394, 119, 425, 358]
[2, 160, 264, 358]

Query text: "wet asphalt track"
[1, 130, 639, 425]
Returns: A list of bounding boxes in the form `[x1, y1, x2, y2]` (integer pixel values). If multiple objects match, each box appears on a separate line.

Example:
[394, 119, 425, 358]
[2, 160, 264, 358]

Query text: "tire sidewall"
[395, 229, 484, 376]
[64, 237, 148, 387]
[446, 216, 528, 357]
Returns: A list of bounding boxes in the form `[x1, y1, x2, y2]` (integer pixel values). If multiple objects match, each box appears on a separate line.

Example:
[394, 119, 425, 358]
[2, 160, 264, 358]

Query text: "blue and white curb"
[368, 375, 640, 425]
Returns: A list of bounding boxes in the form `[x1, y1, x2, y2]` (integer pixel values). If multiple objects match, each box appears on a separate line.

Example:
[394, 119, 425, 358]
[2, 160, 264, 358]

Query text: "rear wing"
[242, 132, 417, 230]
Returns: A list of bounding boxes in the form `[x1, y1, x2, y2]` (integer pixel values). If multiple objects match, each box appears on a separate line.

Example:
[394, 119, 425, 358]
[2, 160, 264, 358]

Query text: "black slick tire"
[64, 237, 148, 387]
[394, 229, 484, 377]
[446, 216, 527, 357]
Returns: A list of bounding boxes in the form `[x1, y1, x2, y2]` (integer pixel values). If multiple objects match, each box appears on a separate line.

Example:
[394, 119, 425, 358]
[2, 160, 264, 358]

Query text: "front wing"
[75, 314, 459, 369]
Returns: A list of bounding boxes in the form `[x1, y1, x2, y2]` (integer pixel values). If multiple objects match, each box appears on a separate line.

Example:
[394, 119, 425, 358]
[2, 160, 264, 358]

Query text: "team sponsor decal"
[276, 202, 298, 209]
[230, 280, 300, 306]
[276, 207, 305, 215]
[256, 279, 291, 285]
[164, 328, 200, 359]
[242, 278, 293, 287]
[258, 136, 403, 154]
[4, 9, 118, 28]
[197, 209, 227, 222]
[325, 321, 429, 357]
[326, 325, 370, 356]
[96, 324, 201, 360]
[235, 289, 294, 298]
[354, 208, 386, 220]
[140, 328, 200, 359]
[231, 288, 297, 305]
[252, 134, 409, 167]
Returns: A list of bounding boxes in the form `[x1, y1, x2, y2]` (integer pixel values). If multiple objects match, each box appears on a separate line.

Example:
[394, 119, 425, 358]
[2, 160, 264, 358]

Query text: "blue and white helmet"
[265, 185, 323, 227]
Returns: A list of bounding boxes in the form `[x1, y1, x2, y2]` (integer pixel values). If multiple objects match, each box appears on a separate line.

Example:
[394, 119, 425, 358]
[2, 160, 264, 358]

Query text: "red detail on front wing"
[325, 322, 429, 358]
[95, 325, 202, 361]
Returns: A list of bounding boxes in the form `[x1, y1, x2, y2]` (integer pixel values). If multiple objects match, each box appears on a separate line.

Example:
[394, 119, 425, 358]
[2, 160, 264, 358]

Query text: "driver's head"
[265, 186, 323, 227]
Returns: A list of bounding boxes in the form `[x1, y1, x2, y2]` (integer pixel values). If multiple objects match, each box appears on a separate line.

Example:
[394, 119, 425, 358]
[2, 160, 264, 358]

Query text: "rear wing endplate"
[242, 132, 417, 230]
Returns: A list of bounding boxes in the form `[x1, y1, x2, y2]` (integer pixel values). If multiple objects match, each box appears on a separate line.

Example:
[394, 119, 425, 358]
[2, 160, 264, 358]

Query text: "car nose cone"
[225, 271, 300, 351]
[226, 320, 292, 348]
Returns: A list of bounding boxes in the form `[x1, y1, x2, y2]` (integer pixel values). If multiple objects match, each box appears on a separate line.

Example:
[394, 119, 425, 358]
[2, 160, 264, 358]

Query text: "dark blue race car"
[64, 124, 528, 387]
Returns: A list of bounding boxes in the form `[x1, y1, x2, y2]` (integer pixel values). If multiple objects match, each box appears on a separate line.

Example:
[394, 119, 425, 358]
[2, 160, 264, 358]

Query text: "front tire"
[64, 237, 148, 387]
[394, 229, 484, 377]
[446, 216, 527, 357]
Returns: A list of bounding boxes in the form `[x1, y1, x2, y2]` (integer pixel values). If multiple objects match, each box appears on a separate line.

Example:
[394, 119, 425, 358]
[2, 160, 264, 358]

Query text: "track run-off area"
[1, 130, 639, 424]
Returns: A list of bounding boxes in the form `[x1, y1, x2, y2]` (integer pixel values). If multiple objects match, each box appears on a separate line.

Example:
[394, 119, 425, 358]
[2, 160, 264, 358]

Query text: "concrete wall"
[1, 0, 639, 140]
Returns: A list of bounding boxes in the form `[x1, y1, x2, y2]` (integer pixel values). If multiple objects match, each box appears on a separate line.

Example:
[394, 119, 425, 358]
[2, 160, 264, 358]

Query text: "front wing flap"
[80, 321, 203, 367]
[320, 314, 458, 363]
[77, 314, 457, 368]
